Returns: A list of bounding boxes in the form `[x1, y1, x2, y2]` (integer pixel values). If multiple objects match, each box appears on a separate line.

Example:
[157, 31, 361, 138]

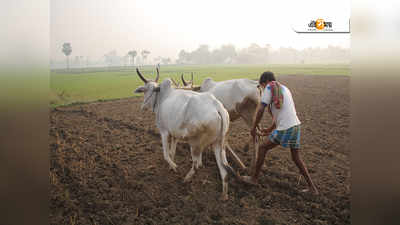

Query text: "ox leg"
[197, 151, 203, 168]
[214, 144, 229, 200]
[235, 98, 257, 152]
[161, 132, 177, 172]
[235, 97, 255, 128]
[169, 137, 178, 161]
[184, 147, 201, 182]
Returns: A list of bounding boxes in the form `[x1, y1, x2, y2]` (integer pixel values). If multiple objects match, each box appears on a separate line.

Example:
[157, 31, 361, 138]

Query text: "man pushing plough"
[238, 71, 319, 195]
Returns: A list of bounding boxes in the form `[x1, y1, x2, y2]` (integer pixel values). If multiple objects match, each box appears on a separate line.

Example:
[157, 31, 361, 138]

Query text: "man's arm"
[270, 121, 276, 130]
[263, 120, 276, 135]
[257, 106, 276, 136]
[252, 104, 266, 131]
[252, 85, 271, 136]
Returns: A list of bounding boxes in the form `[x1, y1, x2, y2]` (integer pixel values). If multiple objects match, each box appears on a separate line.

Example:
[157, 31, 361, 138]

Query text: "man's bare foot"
[300, 188, 310, 193]
[300, 188, 320, 195]
[220, 194, 229, 201]
[240, 176, 259, 186]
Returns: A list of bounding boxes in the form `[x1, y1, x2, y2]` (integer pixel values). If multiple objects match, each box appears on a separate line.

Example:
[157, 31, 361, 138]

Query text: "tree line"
[57, 42, 349, 70]
[60, 43, 154, 70]
[177, 44, 350, 65]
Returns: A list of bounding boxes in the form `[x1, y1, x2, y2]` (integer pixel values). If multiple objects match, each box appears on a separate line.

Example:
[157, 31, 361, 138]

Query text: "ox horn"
[136, 68, 148, 83]
[171, 78, 179, 87]
[155, 65, 160, 83]
[181, 73, 188, 86]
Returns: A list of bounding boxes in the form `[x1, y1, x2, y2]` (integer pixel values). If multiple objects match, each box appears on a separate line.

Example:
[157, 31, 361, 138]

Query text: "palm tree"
[123, 54, 129, 67]
[62, 43, 72, 70]
[141, 50, 150, 65]
[128, 50, 137, 66]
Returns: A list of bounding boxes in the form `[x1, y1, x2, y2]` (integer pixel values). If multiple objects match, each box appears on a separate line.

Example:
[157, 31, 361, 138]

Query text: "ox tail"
[216, 105, 241, 179]
[217, 108, 229, 150]
[215, 100, 229, 147]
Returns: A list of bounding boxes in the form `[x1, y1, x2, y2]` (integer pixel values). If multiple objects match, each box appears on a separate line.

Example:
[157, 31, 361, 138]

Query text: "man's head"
[258, 71, 276, 89]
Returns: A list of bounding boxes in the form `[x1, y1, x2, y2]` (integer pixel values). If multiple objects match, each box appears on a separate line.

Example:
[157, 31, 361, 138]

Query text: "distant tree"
[123, 54, 129, 67]
[153, 56, 163, 65]
[235, 43, 270, 64]
[264, 44, 271, 64]
[141, 50, 150, 65]
[177, 50, 190, 64]
[128, 50, 137, 66]
[79, 56, 84, 68]
[247, 43, 266, 63]
[161, 57, 171, 65]
[178, 44, 236, 64]
[62, 43, 72, 70]
[211, 44, 237, 64]
[74, 56, 80, 67]
[175, 43, 349, 65]
[104, 50, 117, 68]
[187, 45, 210, 64]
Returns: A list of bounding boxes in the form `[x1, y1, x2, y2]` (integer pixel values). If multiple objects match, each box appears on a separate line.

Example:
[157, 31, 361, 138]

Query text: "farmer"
[240, 71, 319, 194]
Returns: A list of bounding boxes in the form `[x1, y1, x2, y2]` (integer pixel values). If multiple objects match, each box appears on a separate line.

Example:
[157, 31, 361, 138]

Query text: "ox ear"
[134, 86, 146, 93]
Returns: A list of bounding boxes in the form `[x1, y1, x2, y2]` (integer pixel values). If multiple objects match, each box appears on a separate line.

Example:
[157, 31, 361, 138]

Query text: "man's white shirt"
[261, 83, 301, 130]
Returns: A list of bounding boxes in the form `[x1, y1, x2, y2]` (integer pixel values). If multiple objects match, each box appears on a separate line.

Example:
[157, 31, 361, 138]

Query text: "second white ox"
[134, 68, 234, 200]
[182, 76, 261, 127]
[182, 76, 262, 171]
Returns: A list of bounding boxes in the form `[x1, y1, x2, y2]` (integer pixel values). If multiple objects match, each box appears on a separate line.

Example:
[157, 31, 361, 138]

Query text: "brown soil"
[50, 75, 350, 225]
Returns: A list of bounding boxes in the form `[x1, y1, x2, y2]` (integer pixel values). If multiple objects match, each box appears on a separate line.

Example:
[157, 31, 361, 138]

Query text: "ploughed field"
[50, 74, 350, 225]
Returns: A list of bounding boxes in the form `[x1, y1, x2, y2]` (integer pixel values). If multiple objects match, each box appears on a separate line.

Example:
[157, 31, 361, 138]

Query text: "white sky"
[51, 0, 350, 61]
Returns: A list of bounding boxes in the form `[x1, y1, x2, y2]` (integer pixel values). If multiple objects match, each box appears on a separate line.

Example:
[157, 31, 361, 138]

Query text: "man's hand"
[250, 127, 257, 138]
[260, 127, 272, 136]
[251, 104, 265, 139]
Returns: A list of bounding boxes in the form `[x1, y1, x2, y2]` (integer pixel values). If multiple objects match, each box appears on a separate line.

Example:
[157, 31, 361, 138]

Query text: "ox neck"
[201, 80, 216, 92]
[151, 91, 160, 113]
[152, 88, 169, 112]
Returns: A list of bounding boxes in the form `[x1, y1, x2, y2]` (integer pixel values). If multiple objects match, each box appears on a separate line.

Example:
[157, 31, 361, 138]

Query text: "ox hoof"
[220, 194, 229, 201]
[184, 175, 194, 183]
[240, 176, 259, 186]
[169, 165, 178, 172]
[184, 169, 195, 182]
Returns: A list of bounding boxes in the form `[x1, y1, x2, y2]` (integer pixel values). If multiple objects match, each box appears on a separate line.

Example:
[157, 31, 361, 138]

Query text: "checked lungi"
[269, 125, 301, 149]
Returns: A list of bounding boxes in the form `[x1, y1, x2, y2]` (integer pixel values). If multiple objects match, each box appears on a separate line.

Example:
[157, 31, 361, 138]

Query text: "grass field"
[50, 64, 349, 107]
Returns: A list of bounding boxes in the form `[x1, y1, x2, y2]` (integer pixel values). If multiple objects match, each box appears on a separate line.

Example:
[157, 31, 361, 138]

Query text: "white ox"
[182, 76, 262, 171]
[134, 68, 235, 200]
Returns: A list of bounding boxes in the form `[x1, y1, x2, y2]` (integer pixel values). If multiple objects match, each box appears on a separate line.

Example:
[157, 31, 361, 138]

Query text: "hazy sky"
[51, 0, 350, 61]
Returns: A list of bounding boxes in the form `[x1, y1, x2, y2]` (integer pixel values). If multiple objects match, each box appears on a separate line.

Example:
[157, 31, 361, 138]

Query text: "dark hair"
[259, 71, 276, 84]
